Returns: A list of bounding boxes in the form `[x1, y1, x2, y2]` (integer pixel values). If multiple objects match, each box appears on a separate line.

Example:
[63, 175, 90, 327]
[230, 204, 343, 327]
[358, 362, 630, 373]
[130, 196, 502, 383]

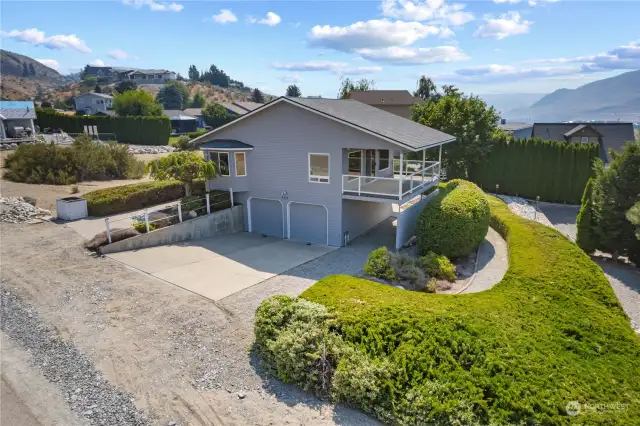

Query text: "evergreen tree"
[286, 84, 301, 97]
[626, 201, 640, 240]
[188, 65, 200, 81]
[94, 84, 102, 93]
[251, 88, 265, 103]
[114, 80, 137, 94]
[191, 92, 205, 108]
[156, 84, 183, 110]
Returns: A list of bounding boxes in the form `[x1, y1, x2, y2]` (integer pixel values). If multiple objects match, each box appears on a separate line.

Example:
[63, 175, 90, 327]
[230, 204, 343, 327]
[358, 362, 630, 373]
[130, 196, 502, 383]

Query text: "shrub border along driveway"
[260, 196, 640, 425]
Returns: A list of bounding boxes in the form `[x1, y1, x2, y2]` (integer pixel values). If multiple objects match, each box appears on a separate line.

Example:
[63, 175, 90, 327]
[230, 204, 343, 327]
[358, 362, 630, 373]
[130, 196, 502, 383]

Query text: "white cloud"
[248, 12, 281, 26]
[211, 9, 237, 24]
[474, 12, 532, 40]
[89, 59, 106, 67]
[493, 0, 521, 4]
[309, 19, 450, 53]
[272, 61, 382, 75]
[438, 40, 640, 84]
[122, 0, 183, 12]
[35, 59, 60, 71]
[279, 74, 302, 83]
[381, 0, 474, 26]
[0, 28, 91, 53]
[108, 49, 137, 60]
[357, 45, 469, 65]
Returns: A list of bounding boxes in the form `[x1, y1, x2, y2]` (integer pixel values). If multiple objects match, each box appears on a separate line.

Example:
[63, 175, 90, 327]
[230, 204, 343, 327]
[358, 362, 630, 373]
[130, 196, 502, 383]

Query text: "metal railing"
[342, 161, 440, 200]
[103, 190, 233, 244]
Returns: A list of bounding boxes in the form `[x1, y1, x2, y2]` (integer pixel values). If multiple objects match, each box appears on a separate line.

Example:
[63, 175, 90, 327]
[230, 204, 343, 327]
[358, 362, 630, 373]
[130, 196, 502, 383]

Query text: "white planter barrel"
[56, 197, 88, 220]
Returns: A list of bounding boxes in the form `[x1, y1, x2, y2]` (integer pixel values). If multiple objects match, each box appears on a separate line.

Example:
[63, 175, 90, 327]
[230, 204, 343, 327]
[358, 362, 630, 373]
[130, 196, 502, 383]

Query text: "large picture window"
[309, 153, 330, 183]
[209, 152, 230, 176]
[378, 150, 390, 170]
[235, 152, 247, 176]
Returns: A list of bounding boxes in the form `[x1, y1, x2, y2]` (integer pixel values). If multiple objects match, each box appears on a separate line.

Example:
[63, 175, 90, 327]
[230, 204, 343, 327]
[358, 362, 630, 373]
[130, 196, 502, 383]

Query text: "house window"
[209, 152, 230, 176]
[235, 152, 247, 176]
[581, 136, 589, 144]
[379, 150, 390, 170]
[309, 153, 330, 183]
[348, 150, 362, 175]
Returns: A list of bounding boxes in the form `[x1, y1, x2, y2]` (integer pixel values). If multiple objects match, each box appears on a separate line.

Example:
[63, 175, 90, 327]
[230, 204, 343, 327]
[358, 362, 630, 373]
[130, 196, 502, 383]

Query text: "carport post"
[178, 203, 183, 223]
[144, 209, 150, 233]
[104, 218, 112, 244]
[422, 148, 426, 182]
[229, 188, 234, 207]
[206, 193, 211, 215]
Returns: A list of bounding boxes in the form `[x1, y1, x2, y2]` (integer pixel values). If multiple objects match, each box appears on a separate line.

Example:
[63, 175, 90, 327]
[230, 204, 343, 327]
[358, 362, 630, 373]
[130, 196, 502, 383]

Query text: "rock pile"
[127, 145, 175, 154]
[0, 197, 52, 223]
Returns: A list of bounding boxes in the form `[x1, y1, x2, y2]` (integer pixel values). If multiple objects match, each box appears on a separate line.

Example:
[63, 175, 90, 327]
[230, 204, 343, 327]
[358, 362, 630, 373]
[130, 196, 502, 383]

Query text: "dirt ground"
[0, 221, 378, 426]
[0, 151, 172, 214]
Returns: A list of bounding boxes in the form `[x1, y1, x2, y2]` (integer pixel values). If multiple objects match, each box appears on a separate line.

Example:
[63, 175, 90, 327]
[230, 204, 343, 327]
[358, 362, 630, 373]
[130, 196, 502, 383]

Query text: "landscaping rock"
[0, 197, 52, 223]
[126, 145, 175, 155]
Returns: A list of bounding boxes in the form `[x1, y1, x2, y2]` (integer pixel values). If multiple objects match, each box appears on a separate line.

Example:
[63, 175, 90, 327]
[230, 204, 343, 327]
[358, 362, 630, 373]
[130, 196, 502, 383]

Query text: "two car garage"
[248, 197, 328, 246]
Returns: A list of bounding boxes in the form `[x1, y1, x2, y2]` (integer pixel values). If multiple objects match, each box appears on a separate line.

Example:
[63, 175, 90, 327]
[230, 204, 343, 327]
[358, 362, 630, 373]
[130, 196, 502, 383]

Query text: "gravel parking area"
[0, 220, 384, 425]
[538, 203, 580, 241]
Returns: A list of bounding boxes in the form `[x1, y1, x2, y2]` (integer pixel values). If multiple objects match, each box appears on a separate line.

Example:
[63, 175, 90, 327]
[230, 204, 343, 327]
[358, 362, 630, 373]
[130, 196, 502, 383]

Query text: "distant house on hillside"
[84, 66, 177, 84]
[532, 122, 635, 162]
[74, 92, 113, 115]
[498, 119, 532, 139]
[348, 90, 421, 119]
[0, 101, 36, 141]
[164, 110, 197, 134]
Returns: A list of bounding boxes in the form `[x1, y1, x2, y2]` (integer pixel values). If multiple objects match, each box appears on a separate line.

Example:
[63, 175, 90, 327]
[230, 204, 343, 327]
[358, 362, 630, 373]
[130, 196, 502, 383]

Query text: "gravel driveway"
[0, 219, 388, 425]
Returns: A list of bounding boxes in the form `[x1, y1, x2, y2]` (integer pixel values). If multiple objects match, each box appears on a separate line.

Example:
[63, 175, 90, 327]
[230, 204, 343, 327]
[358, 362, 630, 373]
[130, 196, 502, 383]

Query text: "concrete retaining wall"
[395, 190, 439, 250]
[100, 205, 244, 254]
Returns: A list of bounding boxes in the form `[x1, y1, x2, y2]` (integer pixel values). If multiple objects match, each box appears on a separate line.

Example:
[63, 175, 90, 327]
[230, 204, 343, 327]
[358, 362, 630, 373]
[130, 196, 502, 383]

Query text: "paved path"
[461, 227, 508, 293]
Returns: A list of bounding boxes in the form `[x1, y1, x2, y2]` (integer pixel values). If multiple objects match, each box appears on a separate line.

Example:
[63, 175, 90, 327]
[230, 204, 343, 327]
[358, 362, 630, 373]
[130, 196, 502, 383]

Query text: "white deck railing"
[342, 161, 440, 200]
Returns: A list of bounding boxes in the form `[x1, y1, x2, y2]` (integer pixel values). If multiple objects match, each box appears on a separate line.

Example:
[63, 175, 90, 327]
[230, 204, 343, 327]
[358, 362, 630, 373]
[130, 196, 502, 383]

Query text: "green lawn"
[291, 196, 640, 424]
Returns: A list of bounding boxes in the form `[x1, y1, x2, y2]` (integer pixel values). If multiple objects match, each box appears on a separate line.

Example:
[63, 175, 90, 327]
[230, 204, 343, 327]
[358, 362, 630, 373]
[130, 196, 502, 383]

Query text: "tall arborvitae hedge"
[468, 137, 599, 204]
[36, 108, 171, 146]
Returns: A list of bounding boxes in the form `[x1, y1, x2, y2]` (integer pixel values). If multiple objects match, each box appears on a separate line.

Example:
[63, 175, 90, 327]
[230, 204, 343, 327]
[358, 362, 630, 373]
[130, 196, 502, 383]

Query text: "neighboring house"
[532, 122, 635, 162]
[84, 66, 177, 84]
[348, 90, 421, 119]
[498, 119, 532, 139]
[182, 108, 206, 128]
[169, 114, 198, 134]
[192, 97, 455, 247]
[232, 101, 263, 113]
[74, 92, 113, 115]
[0, 101, 36, 140]
[219, 103, 248, 117]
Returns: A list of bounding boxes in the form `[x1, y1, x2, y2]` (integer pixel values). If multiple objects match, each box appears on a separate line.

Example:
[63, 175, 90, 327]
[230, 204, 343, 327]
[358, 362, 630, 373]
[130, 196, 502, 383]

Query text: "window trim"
[378, 149, 390, 171]
[308, 152, 330, 184]
[580, 136, 590, 144]
[209, 151, 230, 177]
[234, 152, 247, 177]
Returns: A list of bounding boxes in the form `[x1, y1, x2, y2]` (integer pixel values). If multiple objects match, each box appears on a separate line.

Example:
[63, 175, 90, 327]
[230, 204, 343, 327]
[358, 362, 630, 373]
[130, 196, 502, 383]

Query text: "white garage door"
[249, 198, 284, 238]
[288, 202, 328, 245]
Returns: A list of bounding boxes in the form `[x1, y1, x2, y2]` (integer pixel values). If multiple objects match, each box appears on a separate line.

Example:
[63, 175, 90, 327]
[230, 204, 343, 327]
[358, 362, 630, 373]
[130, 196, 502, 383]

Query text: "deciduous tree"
[146, 152, 217, 196]
[202, 102, 236, 128]
[191, 91, 205, 108]
[414, 76, 439, 102]
[114, 80, 137, 94]
[113, 89, 163, 117]
[188, 65, 200, 81]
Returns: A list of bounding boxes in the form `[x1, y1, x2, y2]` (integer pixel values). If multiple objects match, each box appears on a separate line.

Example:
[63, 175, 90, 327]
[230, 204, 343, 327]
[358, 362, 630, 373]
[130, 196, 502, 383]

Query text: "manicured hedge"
[468, 137, 599, 204]
[36, 108, 171, 146]
[256, 197, 640, 425]
[84, 180, 206, 216]
[417, 179, 490, 258]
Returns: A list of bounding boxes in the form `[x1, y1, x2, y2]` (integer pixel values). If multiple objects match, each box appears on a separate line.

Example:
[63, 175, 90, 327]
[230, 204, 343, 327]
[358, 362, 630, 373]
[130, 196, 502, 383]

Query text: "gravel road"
[0, 220, 381, 425]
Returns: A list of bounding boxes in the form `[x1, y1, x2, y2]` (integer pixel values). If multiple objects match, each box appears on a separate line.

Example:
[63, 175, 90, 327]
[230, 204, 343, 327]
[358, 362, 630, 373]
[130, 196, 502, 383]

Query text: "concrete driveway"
[106, 232, 336, 301]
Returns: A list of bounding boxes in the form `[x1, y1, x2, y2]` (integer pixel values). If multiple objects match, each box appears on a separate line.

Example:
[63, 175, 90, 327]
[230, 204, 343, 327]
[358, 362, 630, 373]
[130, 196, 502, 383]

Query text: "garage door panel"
[289, 203, 327, 245]
[250, 198, 283, 238]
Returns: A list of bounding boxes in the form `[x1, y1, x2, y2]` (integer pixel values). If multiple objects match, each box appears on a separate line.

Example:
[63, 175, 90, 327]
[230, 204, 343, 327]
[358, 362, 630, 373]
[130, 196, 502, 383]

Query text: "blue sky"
[1, 0, 639, 97]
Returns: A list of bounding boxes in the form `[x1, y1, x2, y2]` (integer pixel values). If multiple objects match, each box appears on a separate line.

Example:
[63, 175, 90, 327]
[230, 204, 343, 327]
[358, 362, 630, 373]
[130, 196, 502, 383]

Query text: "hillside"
[0, 49, 69, 100]
[506, 70, 640, 122]
[479, 93, 545, 116]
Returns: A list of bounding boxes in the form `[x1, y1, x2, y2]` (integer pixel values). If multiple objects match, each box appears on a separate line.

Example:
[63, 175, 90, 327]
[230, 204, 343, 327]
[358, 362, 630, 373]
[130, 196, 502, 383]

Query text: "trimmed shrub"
[170, 135, 192, 151]
[363, 247, 396, 281]
[290, 197, 640, 425]
[576, 178, 598, 254]
[83, 180, 207, 216]
[3, 137, 144, 184]
[417, 179, 490, 258]
[36, 108, 171, 145]
[418, 251, 457, 281]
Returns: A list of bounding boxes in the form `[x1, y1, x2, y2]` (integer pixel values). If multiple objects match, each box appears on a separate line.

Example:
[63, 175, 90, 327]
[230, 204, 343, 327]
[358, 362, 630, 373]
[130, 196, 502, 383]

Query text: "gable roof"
[75, 92, 113, 100]
[191, 97, 456, 151]
[233, 101, 263, 112]
[0, 101, 37, 119]
[498, 121, 532, 132]
[563, 124, 602, 137]
[348, 90, 421, 106]
[163, 109, 183, 118]
[200, 139, 253, 150]
[182, 108, 203, 116]
[532, 122, 635, 161]
[220, 103, 248, 115]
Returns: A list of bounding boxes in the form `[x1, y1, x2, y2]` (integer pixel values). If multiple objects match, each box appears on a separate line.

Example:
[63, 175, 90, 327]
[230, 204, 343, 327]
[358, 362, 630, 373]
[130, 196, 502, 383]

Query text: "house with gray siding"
[192, 97, 455, 247]
[74, 92, 113, 115]
[498, 119, 532, 139]
[0, 101, 36, 141]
